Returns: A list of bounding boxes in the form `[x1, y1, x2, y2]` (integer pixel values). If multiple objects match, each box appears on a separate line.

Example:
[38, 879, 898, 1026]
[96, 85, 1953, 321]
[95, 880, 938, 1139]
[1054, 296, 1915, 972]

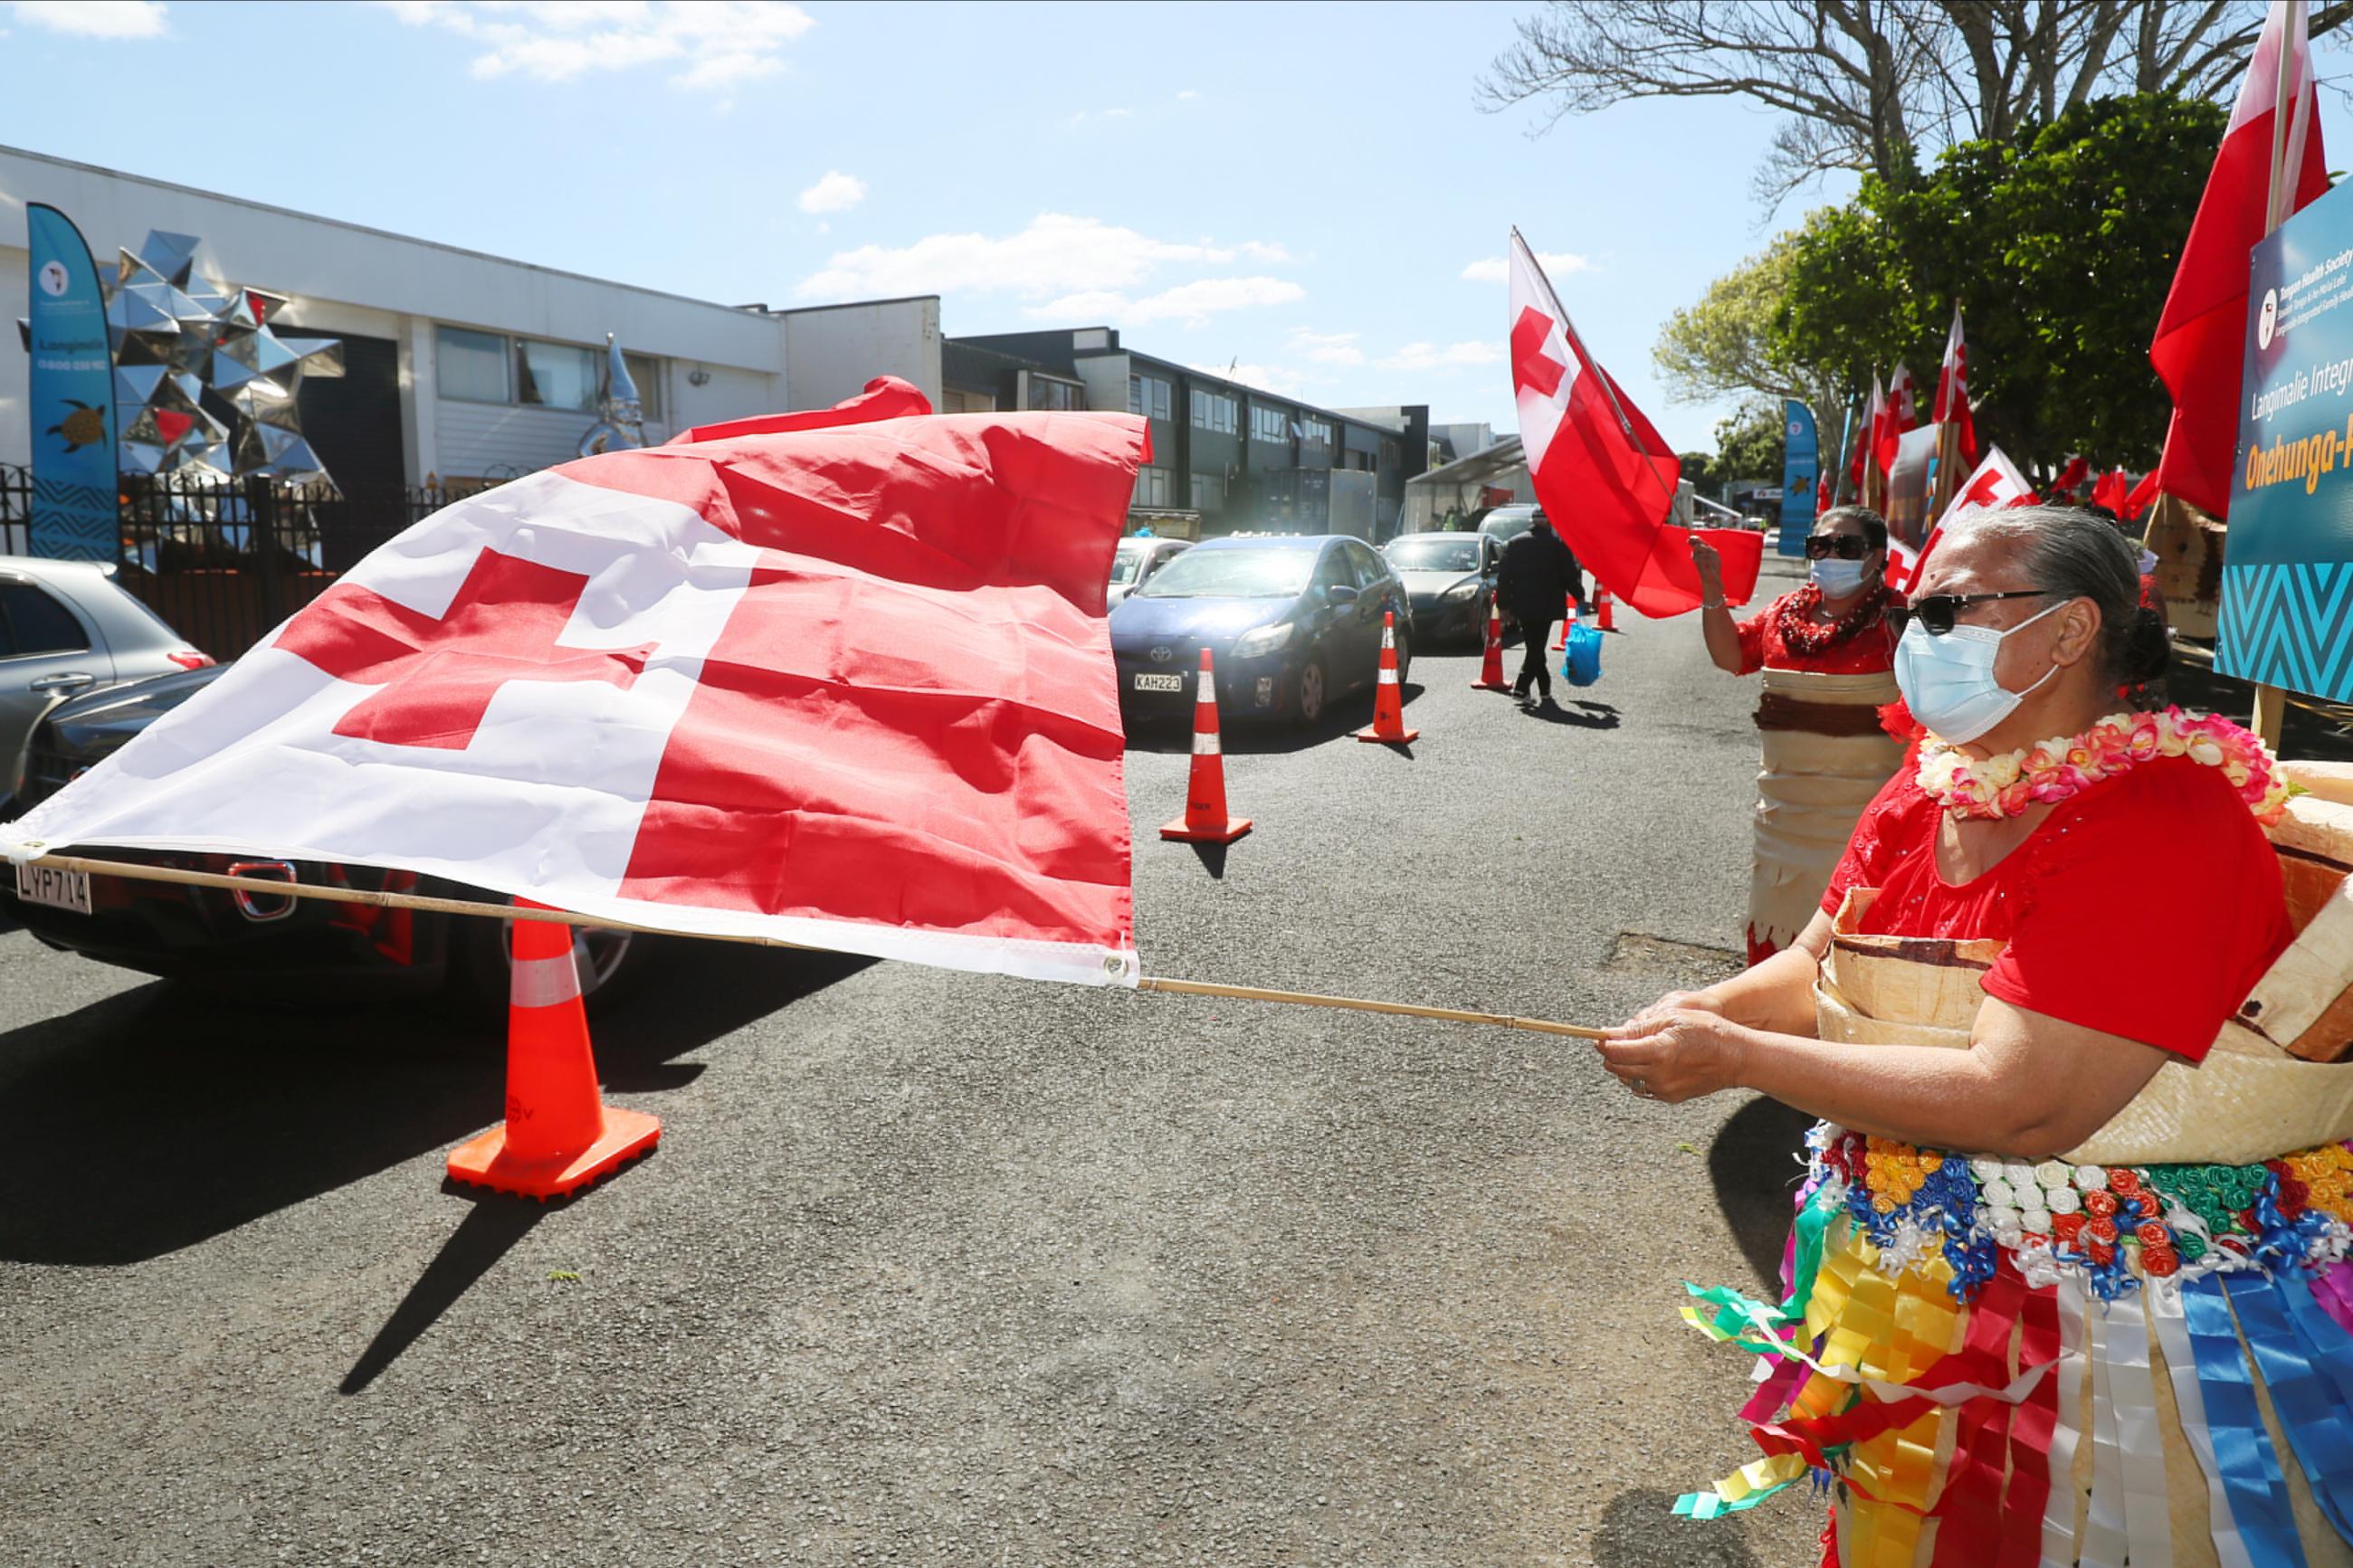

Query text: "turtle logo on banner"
[1778, 400, 1818, 556]
[23, 204, 118, 562]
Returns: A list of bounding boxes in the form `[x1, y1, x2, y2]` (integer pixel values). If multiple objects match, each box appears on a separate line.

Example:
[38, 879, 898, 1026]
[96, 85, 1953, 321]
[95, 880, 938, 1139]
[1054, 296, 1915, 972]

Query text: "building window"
[1192, 471, 1226, 512]
[1133, 465, 1173, 508]
[1026, 375, 1082, 411]
[1380, 438, 1400, 469]
[942, 388, 996, 413]
[1129, 375, 1171, 421]
[437, 326, 510, 404]
[1303, 416, 1334, 451]
[1251, 405, 1291, 444]
[515, 338, 598, 413]
[1191, 388, 1237, 434]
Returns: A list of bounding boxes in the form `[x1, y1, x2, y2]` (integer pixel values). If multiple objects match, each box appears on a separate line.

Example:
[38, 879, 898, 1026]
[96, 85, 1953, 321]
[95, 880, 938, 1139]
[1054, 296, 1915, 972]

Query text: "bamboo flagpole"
[13, 852, 1613, 1042]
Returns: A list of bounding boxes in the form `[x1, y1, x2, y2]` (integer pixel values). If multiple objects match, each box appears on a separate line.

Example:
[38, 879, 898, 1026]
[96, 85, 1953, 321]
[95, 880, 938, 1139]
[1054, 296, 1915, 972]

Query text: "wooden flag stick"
[13, 853, 1612, 1041]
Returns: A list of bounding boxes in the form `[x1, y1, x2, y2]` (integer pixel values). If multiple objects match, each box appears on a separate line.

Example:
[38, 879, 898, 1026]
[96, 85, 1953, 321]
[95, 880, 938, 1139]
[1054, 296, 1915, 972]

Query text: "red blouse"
[1735, 590, 1900, 676]
[1821, 755, 2293, 1061]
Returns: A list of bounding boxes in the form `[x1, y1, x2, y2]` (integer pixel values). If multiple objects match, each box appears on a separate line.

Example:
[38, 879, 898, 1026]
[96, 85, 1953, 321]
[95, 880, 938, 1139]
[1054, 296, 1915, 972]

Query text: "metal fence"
[1, 466, 470, 660]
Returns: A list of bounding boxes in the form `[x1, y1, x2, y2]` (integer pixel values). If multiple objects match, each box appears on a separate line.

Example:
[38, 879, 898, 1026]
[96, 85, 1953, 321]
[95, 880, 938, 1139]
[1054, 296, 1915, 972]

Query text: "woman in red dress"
[1603, 507, 2353, 1563]
[1691, 507, 1904, 965]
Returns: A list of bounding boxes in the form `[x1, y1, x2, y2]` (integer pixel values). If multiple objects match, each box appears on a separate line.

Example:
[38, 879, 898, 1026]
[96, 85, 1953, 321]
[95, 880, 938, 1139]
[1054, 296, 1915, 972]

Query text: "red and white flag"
[4, 379, 1149, 986]
[2152, 0, 2328, 517]
[1891, 444, 2037, 589]
[1849, 374, 1887, 494]
[1508, 230, 1760, 614]
[1875, 363, 1919, 473]
[1931, 304, 1977, 467]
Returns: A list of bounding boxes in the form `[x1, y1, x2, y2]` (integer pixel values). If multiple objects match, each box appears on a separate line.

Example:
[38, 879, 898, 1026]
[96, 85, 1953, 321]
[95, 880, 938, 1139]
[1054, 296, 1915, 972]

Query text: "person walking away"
[1691, 506, 1902, 964]
[1496, 509, 1587, 711]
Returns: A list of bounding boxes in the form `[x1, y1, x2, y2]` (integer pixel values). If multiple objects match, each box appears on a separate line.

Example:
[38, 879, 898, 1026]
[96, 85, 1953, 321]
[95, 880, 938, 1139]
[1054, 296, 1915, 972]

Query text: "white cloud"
[1176, 89, 1199, 101]
[1064, 106, 1134, 132]
[377, 0, 812, 90]
[796, 214, 1291, 302]
[1289, 329, 1365, 366]
[1031, 276, 1303, 328]
[1381, 341, 1505, 372]
[796, 170, 866, 214]
[1196, 361, 1310, 396]
[1461, 251, 1596, 283]
[9, 1, 167, 37]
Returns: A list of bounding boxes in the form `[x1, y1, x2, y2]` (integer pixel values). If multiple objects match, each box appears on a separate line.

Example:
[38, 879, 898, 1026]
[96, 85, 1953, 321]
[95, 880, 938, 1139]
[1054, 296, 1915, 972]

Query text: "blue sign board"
[1778, 400, 1818, 555]
[24, 204, 117, 561]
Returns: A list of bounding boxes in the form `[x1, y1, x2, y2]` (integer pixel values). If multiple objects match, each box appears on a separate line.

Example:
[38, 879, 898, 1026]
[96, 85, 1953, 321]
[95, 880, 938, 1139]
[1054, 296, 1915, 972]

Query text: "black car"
[3, 665, 641, 1011]
[1385, 531, 1501, 646]
[1106, 534, 1411, 730]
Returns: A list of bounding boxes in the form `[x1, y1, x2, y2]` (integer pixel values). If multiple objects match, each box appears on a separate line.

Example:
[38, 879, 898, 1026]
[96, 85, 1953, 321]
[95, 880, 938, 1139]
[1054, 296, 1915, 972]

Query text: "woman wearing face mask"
[1612, 507, 2353, 1563]
[1691, 508, 1905, 965]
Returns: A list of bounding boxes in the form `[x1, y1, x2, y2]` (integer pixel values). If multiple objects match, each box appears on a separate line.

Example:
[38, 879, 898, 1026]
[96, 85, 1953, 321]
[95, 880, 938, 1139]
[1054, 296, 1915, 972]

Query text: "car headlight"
[1230, 622, 1294, 659]
[1442, 580, 1479, 602]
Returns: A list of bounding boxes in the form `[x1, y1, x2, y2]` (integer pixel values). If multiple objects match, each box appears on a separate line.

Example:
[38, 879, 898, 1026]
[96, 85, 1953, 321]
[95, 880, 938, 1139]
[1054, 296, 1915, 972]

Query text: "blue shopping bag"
[1561, 620, 1603, 688]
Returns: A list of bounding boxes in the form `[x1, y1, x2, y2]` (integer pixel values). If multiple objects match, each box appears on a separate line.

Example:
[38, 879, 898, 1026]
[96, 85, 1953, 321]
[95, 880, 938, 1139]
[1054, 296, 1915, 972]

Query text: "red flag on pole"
[1850, 374, 1886, 495]
[1875, 363, 1919, 473]
[5, 377, 1150, 987]
[1931, 305, 1977, 468]
[2122, 468, 2161, 521]
[2091, 468, 2130, 514]
[1508, 231, 1759, 615]
[2150, 0, 2328, 517]
[2053, 455, 2091, 496]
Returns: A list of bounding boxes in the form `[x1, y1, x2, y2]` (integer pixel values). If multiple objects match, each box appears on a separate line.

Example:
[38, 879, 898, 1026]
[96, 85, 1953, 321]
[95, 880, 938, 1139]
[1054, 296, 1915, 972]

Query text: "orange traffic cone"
[1550, 594, 1580, 651]
[1472, 601, 1510, 690]
[1160, 649, 1252, 843]
[1357, 611, 1420, 745]
[446, 900, 661, 1200]
[1595, 586, 1616, 632]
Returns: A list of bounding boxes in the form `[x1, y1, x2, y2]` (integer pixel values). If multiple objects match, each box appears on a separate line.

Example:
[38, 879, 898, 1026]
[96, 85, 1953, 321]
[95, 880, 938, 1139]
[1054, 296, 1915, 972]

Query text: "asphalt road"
[0, 555, 1824, 1567]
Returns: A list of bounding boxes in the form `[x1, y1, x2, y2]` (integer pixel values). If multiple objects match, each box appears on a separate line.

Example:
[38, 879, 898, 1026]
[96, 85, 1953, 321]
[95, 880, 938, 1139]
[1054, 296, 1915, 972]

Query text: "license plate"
[13, 860, 91, 916]
[1132, 672, 1185, 692]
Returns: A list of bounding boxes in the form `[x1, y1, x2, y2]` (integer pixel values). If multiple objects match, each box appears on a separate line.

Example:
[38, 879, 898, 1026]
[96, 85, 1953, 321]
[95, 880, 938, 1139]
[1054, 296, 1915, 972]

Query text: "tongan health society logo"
[2260, 287, 2281, 350]
[36, 259, 69, 298]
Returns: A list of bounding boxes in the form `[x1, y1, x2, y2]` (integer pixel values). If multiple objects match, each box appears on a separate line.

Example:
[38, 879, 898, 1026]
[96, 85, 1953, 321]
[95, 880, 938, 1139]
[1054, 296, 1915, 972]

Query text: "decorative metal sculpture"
[576, 334, 647, 458]
[103, 230, 344, 487]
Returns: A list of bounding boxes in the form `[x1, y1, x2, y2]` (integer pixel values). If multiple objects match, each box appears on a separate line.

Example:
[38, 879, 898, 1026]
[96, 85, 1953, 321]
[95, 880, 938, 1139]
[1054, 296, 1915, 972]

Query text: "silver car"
[1106, 536, 1191, 609]
[1, 556, 212, 812]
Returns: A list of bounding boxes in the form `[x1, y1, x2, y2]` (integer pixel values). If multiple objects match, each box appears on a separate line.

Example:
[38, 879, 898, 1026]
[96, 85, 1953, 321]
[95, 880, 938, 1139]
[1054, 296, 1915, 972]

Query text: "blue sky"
[1, 0, 2337, 453]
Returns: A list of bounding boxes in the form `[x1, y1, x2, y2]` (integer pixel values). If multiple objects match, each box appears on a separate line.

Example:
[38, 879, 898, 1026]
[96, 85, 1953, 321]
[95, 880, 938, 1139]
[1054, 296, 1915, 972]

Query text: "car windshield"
[1386, 537, 1481, 573]
[1109, 546, 1147, 585]
[1137, 546, 1314, 599]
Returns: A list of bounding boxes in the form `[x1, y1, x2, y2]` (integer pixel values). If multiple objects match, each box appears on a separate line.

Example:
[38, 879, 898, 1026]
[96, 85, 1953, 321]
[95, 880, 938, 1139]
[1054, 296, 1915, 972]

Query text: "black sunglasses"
[1805, 535, 1873, 560]
[1891, 589, 2053, 636]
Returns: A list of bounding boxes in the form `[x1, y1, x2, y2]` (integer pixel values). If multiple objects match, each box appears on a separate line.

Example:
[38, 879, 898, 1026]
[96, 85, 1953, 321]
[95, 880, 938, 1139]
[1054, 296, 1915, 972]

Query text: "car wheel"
[1295, 656, 1328, 727]
[454, 904, 643, 1016]
[1393, 629, 1413, 686]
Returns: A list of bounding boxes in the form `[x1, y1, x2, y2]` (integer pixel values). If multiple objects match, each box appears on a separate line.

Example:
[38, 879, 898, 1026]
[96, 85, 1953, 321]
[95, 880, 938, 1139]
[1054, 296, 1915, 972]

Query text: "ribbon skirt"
[1679, 1132, 2353, 1566]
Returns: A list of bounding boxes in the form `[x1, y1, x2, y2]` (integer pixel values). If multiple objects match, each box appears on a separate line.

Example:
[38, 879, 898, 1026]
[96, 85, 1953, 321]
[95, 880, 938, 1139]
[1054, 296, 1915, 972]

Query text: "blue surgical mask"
[1811, 558, 1869, 597]
[1893, 600, 2065, 745]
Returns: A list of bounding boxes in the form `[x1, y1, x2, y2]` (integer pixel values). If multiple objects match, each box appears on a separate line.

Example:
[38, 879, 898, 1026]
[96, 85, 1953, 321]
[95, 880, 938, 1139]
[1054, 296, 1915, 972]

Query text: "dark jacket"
[1497, 522, 1588, 622]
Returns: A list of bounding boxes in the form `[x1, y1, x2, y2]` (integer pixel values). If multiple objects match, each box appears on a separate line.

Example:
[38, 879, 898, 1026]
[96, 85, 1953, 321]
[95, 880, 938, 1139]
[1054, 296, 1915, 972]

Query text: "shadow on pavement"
[0, 942, 872, 1266]
[339, 1196, 549, 1393]
[1709, 1096, 1816, 1294]
[1522, 698, 1621, 729]
[1122, 681, 1429, 756]
[1592, 1487, 1765, 1566]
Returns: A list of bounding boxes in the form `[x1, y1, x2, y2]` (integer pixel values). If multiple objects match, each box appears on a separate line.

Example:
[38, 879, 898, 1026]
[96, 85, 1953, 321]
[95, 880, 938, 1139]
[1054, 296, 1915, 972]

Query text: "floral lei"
[1915, 706, 2291, 823]
[1775, 580, 1893, 657]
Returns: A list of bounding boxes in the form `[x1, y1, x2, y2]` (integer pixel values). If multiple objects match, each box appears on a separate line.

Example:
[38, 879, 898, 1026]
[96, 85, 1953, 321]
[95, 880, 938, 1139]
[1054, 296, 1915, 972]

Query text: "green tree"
[1713, 404, 1787, 488]
[1770, 92, 2231, 474]
[1653, 231, 1843, 418]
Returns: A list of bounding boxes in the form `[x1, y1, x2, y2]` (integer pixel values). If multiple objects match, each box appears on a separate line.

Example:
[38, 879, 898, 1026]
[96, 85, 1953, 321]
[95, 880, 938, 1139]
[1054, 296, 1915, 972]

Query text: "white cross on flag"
[4, 378, 1150, 987]
[1509, 230, 1758, 614]
[1892, 444, 2037, 589]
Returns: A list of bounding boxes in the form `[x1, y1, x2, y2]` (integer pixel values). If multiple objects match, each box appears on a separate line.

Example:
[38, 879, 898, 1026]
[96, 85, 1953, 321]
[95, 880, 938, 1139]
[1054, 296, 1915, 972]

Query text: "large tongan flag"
[3, 378, 1149, 987]
[1892, 444, 2038, 587]
[2152, 0, 2328, 517]
[1508, 231, 1760, 614]
[1874, 363, 1920, 473]
[1849, 374, 1886, 495]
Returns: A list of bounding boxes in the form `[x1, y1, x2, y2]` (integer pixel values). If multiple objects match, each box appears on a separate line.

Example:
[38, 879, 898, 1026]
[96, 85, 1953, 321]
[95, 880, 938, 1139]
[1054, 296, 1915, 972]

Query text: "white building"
[1, 145, 941, 489]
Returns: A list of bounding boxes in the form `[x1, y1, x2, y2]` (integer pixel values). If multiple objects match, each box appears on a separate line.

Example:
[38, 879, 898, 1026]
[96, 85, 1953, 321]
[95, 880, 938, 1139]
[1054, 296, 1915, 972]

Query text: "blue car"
[1107, 535, 1413, 730]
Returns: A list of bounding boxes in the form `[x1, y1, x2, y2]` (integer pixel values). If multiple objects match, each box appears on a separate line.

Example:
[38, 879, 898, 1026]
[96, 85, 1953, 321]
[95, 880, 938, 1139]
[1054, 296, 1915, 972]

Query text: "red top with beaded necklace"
[1734, 583, 1900, 676]
[1822, 735, 2293, 1060]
